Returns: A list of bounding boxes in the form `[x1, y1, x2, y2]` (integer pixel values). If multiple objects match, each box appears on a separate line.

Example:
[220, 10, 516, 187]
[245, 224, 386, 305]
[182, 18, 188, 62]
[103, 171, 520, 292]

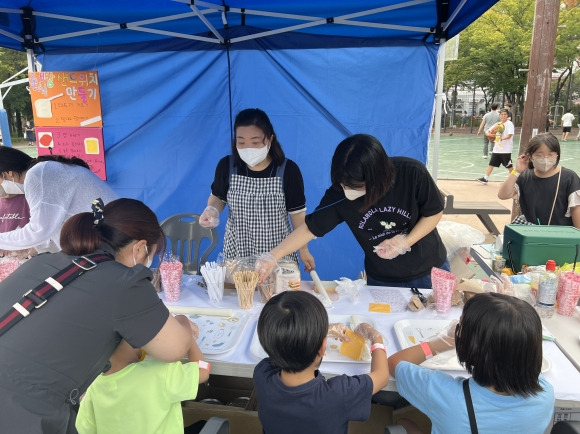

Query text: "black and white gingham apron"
[224, 157, 298, 265]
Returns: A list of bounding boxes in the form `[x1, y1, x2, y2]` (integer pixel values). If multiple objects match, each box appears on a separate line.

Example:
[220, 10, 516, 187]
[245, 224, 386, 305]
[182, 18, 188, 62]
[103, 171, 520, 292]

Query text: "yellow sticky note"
[369, 303, 391, 313]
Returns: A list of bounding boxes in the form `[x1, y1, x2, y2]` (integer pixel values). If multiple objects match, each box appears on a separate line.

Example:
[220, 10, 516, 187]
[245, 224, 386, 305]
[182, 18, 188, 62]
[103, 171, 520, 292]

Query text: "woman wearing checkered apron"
[200, 108, 315, 271]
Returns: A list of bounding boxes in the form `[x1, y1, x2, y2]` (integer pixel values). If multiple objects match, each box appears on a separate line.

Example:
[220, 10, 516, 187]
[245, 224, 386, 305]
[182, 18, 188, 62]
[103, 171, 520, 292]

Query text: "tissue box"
[503, 225, 580, 272]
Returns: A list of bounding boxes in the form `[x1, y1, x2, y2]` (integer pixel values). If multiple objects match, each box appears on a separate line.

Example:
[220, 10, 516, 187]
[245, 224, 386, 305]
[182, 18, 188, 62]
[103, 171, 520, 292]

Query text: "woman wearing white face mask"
[0, 146, 118, 253]
[260, 134, 449, 289]
[498, 132, 580, 227]
[199, 108, 315, 271]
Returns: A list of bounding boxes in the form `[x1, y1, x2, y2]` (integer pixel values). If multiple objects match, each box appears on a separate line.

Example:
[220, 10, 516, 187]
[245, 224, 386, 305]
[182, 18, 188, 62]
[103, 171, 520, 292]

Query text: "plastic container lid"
[546, 260, 556, 271]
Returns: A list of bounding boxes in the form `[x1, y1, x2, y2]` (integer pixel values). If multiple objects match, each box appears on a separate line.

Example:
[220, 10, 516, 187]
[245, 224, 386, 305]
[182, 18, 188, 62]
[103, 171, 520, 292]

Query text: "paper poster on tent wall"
[28, 71, 102, 127]
[36, 127, 107, 180]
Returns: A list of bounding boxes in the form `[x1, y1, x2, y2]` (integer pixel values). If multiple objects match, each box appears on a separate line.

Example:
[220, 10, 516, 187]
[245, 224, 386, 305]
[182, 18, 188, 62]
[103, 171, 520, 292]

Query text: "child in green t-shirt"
[76, 321, 210, 434]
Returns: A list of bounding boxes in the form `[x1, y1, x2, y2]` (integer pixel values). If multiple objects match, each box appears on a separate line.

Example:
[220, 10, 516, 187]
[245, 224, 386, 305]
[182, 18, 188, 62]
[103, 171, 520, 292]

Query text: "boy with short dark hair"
[253, 291, 389, 434]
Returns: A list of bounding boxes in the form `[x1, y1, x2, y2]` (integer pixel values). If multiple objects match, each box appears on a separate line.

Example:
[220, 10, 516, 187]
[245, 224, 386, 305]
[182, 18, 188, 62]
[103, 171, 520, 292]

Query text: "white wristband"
[197, 360, 211, 372]
[370, 343, 386, 354]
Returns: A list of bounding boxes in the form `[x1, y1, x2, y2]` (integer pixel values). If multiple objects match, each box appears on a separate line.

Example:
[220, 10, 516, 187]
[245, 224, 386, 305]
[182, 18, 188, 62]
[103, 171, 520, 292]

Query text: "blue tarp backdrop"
[0, 1, 497, 279]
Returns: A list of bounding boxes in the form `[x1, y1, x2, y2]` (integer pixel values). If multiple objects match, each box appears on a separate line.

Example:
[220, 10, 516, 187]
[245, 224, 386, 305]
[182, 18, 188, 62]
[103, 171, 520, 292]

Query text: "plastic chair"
[551, 421, 580, 434]
[199, 416, 230, 434]
[160, 213, 218, 275]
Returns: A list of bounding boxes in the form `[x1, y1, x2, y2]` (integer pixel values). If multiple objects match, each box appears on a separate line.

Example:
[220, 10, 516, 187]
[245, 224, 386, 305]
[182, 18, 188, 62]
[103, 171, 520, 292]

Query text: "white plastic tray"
[394, 319, 551, 372]
[250, 314, 376, 363]
[188, 310, 249, 355]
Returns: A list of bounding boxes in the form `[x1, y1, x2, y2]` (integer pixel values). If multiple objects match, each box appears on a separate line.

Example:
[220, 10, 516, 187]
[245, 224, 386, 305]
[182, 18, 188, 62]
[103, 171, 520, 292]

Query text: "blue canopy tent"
[0, 1, 497, 279]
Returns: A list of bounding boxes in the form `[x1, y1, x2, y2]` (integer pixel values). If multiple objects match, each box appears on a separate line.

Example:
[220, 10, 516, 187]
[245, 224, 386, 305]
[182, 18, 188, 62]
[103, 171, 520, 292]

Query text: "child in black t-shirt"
[253, 291, 389, 434]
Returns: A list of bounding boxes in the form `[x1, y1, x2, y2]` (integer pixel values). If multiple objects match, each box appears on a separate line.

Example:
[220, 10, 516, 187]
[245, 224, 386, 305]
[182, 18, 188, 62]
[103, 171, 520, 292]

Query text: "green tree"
[552, 4, 580, 109]
[445, 0, 536, 124]
[0, 47, 30, 138]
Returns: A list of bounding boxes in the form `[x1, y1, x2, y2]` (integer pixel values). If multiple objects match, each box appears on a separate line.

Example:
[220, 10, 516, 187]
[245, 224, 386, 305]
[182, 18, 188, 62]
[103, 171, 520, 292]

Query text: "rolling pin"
[310, 270, 332, 306]
[167, 306, 234, 317]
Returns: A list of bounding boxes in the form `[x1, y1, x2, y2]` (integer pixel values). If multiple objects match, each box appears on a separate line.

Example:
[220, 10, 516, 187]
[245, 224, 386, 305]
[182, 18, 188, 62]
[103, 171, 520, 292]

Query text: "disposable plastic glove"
[427, 319, 458, 355]
[354, 323, 384, 344]
[328, 323, 348, 341]
[199, 206, 220, 228]
[374, 234, 411, 260]
[255, 252, 278, 283]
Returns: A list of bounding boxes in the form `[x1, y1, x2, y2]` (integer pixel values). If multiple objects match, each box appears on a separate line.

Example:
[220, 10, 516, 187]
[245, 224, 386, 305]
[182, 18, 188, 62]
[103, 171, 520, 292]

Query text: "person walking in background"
[561, 108, 575, 142]
[477, 103, 500, 159]
[545, 110, 552, 133]
[460, 111, 467, 129]
[199, 108, 314, 272]
[24, 121, 35, 147]
[477, 109, 514, 185]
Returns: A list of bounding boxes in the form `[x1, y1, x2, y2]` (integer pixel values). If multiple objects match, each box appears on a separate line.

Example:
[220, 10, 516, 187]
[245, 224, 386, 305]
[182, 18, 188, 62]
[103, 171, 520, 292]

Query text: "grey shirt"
[481, 110, 500, 131]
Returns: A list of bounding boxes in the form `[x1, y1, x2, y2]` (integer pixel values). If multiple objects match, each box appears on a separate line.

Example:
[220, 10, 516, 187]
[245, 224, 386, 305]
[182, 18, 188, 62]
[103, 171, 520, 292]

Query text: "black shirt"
[210, 156, 306, 213]
[305, 157, 447, 282]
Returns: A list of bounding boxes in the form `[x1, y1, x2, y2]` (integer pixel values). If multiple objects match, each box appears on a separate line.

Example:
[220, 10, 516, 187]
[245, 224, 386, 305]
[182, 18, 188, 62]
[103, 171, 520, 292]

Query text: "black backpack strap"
[463, 379, 479, 434]
[0, 253, 113, 337]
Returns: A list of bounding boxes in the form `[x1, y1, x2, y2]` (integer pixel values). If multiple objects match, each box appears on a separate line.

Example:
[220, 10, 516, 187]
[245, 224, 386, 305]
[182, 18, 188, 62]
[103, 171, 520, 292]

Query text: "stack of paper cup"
[159, 259, 183, 302]
[200, 261, 226, 304]
[556, 271, 580, 317]
[431, 267, 457, 314]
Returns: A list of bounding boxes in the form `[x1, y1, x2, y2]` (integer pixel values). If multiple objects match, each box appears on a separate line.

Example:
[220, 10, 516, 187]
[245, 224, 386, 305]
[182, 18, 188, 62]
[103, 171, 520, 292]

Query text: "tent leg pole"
[432, 37, 446, 182]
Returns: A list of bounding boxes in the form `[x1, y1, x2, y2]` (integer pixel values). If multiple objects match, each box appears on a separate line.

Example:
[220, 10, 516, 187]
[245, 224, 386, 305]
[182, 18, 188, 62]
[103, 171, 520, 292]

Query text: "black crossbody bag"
[0, 253, 112, 337]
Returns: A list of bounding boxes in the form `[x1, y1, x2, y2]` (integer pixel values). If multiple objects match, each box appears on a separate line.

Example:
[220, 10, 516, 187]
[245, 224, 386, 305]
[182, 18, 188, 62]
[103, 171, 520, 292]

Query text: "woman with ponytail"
[0, 198, 197, 434]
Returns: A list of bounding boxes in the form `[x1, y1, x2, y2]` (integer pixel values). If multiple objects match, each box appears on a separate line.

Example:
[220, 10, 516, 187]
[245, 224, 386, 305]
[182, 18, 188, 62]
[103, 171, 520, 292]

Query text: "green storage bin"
[503, 225, 580, 272]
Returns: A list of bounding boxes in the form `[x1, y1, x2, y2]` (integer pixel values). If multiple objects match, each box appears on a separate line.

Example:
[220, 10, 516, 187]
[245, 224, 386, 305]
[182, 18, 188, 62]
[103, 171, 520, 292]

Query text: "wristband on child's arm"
[510, 169, 519, 177]
[197, 360, 211, 372]
[420, 342, 433, 360]
[370, 343, 386, 354]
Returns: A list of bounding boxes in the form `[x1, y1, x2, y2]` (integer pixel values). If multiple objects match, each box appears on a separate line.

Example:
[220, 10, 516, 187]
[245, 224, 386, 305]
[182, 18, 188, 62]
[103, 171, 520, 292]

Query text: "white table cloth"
[159, 275, 580, 405]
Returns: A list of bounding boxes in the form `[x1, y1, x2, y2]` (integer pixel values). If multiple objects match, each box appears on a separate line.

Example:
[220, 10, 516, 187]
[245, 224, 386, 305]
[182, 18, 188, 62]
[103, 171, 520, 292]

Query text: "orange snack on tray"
[339, 329, 366, 361]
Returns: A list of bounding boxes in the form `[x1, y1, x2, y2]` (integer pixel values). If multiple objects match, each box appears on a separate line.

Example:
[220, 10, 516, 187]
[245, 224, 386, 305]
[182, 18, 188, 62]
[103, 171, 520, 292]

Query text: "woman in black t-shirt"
[260, 134, 449, 289]
[199, 108, 314, 271]
[498, 132, 580, 227]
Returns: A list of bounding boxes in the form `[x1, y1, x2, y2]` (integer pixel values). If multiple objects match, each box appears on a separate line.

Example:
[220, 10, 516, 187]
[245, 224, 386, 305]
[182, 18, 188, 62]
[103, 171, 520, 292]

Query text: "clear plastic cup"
[556, 272, 580, 317]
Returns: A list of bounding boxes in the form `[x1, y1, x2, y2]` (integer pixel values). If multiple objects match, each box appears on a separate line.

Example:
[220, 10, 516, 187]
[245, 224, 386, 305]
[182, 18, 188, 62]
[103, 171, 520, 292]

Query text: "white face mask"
[343, 187, 366, 201]
[237, 145, 269, 168]
[133, 244, 153, 268]
[532, 158, 557, 173]
[1, 178, 25, 195]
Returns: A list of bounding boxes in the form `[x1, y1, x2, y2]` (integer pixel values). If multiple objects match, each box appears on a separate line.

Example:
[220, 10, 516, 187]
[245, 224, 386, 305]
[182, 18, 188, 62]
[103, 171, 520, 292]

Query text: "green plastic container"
[503, 225, 580, 272]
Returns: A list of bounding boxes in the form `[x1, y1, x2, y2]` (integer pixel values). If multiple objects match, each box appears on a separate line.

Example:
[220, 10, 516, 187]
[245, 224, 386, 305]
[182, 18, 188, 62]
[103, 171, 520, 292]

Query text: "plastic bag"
[334, 277, 365, 303]
[437, 221, 485, 262]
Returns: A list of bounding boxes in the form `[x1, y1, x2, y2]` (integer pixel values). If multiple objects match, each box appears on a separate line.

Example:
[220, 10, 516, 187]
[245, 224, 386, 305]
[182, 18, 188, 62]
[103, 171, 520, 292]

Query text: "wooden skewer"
[232, 271, 259, 309]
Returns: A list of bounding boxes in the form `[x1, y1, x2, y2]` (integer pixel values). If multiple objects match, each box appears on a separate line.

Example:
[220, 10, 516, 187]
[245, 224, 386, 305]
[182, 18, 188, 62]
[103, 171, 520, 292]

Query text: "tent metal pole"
[431, 37, 446, 182]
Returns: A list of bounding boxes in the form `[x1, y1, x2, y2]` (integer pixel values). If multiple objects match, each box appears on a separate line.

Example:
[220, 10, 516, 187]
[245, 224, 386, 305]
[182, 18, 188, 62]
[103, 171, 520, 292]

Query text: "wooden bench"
[440, 189, 510, 236]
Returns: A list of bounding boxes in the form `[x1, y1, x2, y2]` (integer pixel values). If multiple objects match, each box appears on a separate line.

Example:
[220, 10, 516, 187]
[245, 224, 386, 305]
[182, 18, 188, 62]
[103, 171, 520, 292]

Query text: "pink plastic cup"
[431, 267, 457, 313]
[160, 260, 183, 303]
[556, 272, 580, 317]
[0, 259, 19, 281]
